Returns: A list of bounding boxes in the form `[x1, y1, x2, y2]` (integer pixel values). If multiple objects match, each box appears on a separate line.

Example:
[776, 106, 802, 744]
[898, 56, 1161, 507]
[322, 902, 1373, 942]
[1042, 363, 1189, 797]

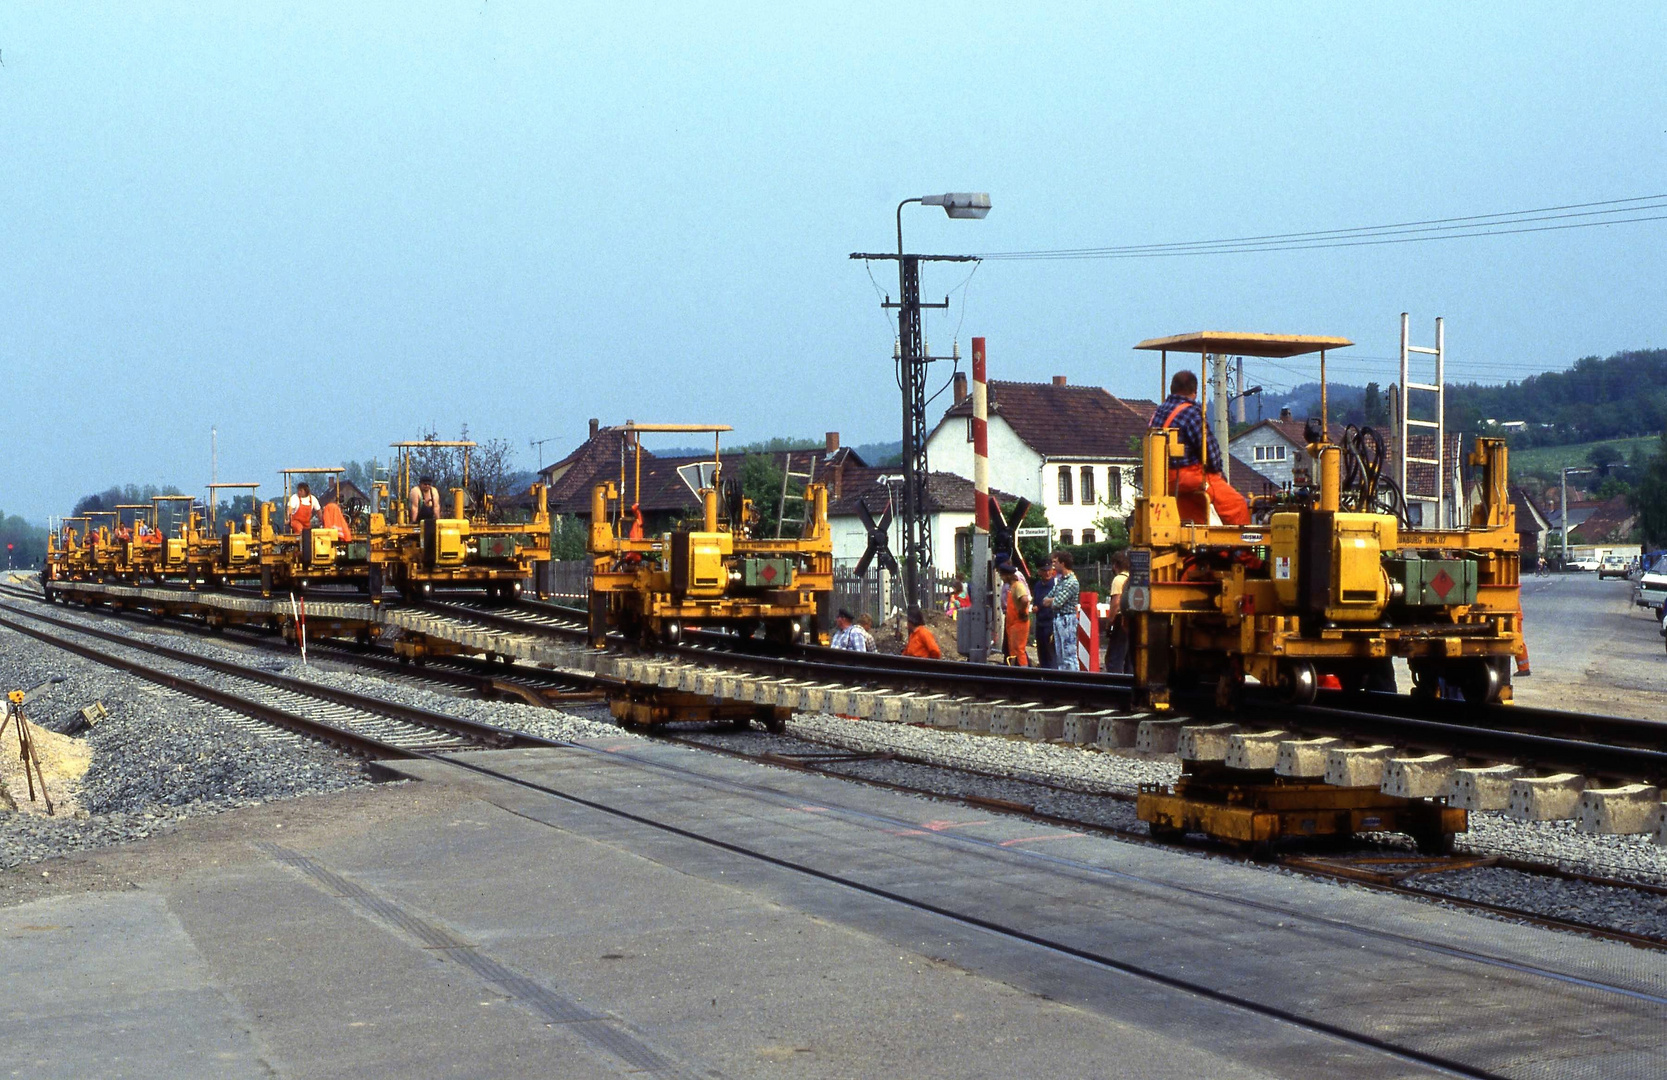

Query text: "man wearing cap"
[830, 609, 871, 651]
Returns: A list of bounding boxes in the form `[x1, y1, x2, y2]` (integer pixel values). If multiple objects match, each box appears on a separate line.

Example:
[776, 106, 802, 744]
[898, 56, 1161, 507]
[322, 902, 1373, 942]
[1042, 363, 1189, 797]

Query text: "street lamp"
[852, 192, 991, 614]
[1559, 466, 1592, 567]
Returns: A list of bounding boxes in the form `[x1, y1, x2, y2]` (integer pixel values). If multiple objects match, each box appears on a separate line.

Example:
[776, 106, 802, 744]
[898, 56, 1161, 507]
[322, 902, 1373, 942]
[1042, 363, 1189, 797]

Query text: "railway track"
[7, 578, 1667, 955]
[0, 598, 554, 759]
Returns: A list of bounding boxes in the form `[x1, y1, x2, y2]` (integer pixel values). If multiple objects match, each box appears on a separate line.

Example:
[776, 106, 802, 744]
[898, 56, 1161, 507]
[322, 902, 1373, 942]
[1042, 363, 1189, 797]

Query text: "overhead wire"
[971, 194, 1667, 261]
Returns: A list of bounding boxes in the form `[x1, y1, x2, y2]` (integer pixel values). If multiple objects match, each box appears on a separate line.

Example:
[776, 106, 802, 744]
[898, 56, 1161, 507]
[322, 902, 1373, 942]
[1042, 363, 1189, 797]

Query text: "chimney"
[1052, 375, 1067, 387]
[1278, 407, 1291, 423]
[588, 418, 599, 438]
[952, 372, 968, 404]
[825, 431, 840, 453]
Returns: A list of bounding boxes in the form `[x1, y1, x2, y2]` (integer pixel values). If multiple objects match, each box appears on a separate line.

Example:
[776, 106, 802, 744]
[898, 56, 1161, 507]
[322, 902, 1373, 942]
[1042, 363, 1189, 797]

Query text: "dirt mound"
[1, 712, 91, 817]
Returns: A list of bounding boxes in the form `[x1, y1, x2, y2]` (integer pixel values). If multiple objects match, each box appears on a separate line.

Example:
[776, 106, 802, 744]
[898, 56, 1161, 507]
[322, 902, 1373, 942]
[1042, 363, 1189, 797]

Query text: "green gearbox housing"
[1383, 557, 1477, 606]
[739, 557, 794, 589]
[476, 534, 523, 561]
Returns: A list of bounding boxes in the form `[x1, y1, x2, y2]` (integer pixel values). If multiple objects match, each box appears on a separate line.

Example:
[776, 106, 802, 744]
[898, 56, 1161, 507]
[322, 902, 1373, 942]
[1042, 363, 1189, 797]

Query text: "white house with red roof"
[923, 375, 1154, 547]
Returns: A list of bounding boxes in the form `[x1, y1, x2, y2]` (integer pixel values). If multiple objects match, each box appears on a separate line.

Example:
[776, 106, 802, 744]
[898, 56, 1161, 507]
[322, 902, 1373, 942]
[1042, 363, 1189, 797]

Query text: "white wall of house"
[1039, 461, 1137, 545]
[1228, 428, 1304, 487]
[924, 416, 1137, 547]
[924, 416, 1040, 503]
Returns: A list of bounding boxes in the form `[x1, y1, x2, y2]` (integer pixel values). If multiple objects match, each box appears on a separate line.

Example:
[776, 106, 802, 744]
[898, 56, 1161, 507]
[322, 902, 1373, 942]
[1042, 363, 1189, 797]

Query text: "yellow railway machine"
[255, 468, 371, 595]
[587, 423, 833, 652]
[1127, 330, 1522, 853]
[371, 441, 554, 602]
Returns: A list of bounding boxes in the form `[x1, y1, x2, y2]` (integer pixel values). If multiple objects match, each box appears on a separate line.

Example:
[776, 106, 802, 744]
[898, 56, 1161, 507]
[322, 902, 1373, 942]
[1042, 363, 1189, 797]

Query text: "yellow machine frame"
[257, 467, 366, 595]
[372, 441, 553, 601]
[587, 423, 833, 647]
[1126, 331, 1523, 709]
[201, 482, 264, 586]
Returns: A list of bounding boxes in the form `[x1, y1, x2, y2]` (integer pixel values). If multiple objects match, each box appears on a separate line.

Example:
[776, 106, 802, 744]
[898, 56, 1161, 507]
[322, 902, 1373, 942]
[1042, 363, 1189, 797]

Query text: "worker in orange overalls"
[1148, 369, 1251, 526]
[288, 482, 322, 533]
[902, 607, 942, 659]
[997, 559, 1031, 666]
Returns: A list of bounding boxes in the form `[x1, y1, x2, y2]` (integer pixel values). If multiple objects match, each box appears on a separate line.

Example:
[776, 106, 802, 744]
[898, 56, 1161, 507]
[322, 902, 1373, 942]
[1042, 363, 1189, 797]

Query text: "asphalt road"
[1513, 570, 1666, 720]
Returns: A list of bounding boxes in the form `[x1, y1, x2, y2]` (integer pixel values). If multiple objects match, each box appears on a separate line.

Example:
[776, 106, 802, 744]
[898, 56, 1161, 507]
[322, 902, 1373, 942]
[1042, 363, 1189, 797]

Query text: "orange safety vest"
[290, 497, 317, 533]
[321, 501, 352, 542]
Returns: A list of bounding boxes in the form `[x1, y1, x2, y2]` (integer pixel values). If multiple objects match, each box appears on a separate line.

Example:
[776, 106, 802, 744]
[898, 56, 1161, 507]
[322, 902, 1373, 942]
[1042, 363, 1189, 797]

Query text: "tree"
[73, 483, 183, 516]
[1587, 444, 1623, 476]
[1629, 432, 1667, 546]
[1361, 382, 1390, 428]
[737, 453, 787, 536]
[549, 514, 588, 560]
[0, 511, 48, 569]
[1001, 499, 1052, 570]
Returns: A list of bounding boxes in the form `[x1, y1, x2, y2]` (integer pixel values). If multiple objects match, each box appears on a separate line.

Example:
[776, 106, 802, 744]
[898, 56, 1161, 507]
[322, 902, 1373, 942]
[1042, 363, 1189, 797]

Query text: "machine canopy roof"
[1133, 332, 1353, 358]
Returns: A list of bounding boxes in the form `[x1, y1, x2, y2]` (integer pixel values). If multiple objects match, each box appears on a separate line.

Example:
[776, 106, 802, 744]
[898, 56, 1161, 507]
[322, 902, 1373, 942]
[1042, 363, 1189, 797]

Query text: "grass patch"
[1511, 435, 1660, 476]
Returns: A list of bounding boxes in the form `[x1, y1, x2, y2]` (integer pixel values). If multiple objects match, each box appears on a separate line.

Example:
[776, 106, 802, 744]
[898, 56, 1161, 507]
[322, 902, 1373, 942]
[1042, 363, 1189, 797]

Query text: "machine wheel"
[1413, 829, 1455, 855]
[1276, 661, 1317, 706]
[1147, 823, 1186, 844]
[758, 706, 787, 734]
[1213, 668, 1243, 712]
[1458, 659, 1506, 705]
[1408, 661, 1440, 703]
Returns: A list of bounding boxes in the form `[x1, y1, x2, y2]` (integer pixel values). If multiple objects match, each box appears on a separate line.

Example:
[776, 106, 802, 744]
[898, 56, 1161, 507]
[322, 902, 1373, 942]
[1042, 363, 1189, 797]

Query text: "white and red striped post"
[973, 337, 990, 531]
[967, 337, 993, 662]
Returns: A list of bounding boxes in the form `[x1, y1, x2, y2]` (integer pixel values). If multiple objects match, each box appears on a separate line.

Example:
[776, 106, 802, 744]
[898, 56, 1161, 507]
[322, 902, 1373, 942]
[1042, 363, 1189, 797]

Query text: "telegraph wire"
[972, 194, 1667, 261]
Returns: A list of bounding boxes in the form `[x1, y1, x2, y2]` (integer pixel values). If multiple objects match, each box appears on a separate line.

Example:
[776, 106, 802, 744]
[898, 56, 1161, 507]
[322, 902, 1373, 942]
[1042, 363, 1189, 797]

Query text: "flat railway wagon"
[588, 423, 834, 650]
[1128, 328, 1522, 852]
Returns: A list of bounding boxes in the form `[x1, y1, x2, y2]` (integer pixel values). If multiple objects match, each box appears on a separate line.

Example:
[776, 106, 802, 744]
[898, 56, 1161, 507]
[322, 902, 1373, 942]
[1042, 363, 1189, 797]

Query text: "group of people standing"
[992, 549, 1131, 672]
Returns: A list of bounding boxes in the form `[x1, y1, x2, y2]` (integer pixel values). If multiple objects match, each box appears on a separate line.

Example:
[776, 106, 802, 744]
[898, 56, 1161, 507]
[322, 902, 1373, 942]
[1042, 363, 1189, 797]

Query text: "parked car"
[1635, 554, 1667, 609]
[1567, 557, 1601, 572]
[1598, 554, 1630, 579]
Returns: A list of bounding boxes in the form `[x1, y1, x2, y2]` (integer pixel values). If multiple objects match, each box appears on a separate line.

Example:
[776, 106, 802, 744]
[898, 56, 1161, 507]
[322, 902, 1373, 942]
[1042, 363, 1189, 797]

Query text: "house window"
[1082, 529, 1096, 544]
[966, 416, 975, 443]
[1253, 446, 1266, 462]
[1107, 468, 1122, 505]
[1057, 466, 1073, 504]
[1079, 467, 1095, 505]
[1059, 529, 1073, 545]
[1407, 503, 1424, 527]
[1273, 445, 1287, 462]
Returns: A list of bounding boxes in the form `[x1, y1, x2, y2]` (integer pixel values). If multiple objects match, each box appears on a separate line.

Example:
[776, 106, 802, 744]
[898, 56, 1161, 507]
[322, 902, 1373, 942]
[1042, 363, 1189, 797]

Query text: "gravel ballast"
[0, 623, 370, 869]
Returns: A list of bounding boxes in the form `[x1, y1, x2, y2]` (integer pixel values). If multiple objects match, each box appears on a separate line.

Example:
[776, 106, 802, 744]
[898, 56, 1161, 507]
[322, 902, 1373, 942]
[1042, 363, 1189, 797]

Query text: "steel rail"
[30, 579, 1667, 783]
[417, 594, 1667, 783]
[0, 601, 550, 754]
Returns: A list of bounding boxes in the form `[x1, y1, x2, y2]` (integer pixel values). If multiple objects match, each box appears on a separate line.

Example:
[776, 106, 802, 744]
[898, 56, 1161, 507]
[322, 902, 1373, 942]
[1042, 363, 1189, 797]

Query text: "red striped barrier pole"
[1077, 590, 1099, 672]
[973, 337, 989, 530]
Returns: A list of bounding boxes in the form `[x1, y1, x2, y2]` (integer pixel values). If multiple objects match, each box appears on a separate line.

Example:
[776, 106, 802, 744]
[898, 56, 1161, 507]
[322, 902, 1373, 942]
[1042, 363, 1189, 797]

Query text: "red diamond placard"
[761, 564, 778, 583]
[1430, 568, 1455, 600]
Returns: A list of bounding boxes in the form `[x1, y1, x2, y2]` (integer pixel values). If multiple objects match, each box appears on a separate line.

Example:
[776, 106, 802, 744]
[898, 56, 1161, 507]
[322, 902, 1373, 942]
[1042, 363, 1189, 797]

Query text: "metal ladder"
[1398, 313, 1446, 528]
[774, 453, 818, 538]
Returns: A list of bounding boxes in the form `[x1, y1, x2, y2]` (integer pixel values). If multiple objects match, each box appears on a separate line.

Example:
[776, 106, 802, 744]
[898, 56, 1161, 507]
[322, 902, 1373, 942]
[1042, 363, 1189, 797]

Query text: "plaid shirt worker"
[1150, 394, 1223, 473]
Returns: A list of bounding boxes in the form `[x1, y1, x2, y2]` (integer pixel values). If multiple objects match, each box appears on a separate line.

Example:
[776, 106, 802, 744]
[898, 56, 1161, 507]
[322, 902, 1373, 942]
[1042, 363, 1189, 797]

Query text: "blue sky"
[3, 3, 1664, 521]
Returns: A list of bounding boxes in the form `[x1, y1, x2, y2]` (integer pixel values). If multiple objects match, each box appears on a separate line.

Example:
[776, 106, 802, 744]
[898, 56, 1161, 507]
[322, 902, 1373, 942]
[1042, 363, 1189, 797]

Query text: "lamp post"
[852, 193, 990, 614]
[1560, 466, 1592, 567]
